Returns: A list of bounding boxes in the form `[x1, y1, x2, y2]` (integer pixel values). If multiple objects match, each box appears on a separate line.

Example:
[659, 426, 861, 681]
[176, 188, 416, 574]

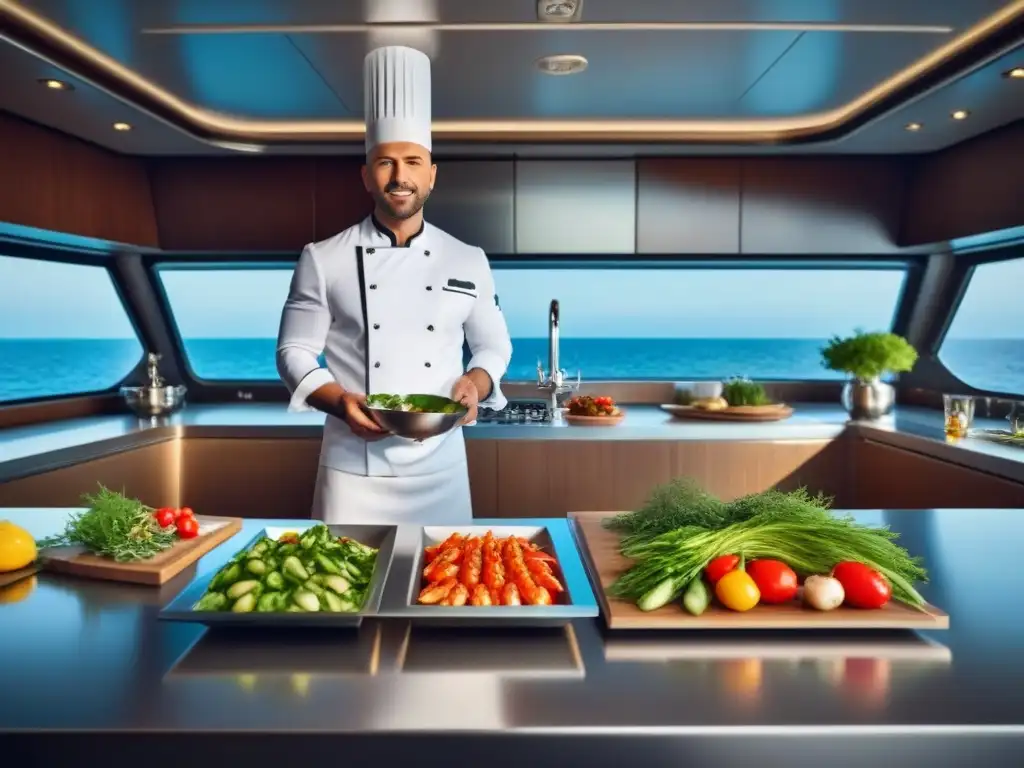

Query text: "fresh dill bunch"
[604, 478, 727, 540]
[36, 484, 177, 562]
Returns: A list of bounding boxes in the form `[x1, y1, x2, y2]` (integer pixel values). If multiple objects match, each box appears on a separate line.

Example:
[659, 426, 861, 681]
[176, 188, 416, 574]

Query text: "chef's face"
[362, 142, 436, 221]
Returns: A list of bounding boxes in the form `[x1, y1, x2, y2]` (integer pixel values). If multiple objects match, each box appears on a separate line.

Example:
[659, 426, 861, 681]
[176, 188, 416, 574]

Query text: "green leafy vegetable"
[366, 393, 463, 414]
[820, 330, 918, 382]
[35, 484, 177, 562]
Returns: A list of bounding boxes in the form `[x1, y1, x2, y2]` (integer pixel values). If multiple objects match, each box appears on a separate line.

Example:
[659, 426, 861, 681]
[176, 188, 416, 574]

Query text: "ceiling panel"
[18, 0, 1010, 30]
[294, 30, 803, 119]
[741, 31, 947, 115]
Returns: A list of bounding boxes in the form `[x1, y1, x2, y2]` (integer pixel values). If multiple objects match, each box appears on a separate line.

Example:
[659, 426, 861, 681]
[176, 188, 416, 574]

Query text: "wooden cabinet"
[636, 159, 741, 254]
[313, 159, 373, 240]
[739, 158, 909, 254]
[514, 160, 636, 254]
[852, 439, 1024, 509]
[487, 439, 849, 517]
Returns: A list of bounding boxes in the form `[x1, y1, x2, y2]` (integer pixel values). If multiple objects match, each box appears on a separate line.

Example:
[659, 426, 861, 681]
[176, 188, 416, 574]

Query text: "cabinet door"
[514, 160, 636, 254]
[740, 158, 909, 254]
[426, 161, 515, 254]
[854, 439, 1024, 508]
[637, 159, 741, 254]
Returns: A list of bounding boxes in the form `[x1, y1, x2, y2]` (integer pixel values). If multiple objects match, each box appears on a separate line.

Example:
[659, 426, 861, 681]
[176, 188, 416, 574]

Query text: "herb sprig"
[36, 484, 177, 562]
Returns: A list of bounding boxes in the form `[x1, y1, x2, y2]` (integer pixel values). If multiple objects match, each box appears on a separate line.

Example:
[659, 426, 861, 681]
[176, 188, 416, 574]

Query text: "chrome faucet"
[537, 299, 580, 412]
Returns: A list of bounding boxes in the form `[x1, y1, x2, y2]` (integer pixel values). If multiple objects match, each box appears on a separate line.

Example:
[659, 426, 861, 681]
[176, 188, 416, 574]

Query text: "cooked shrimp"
[441, 582, 469, 606]
[470, 583, 493, 606]
[418, 577, 457, 604]
[501, 582, 522, 606]
[525, 557, 564, 593]
[460, 537, 483, 588]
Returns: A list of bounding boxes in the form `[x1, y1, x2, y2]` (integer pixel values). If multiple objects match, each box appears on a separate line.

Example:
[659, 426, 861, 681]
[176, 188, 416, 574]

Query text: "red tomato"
[176, 516, 200, 539]
[154, 508, 176, 528]
[704, 554, 740, 584]
[175, 507, 195, 520]
[746, 559, 799, 604]
[831, 561, 892, 609]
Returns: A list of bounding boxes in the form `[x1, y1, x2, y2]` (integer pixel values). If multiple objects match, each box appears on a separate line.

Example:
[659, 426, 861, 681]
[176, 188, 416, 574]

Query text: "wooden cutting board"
[0, 564, 38, 589]
[570, 512, 949, 630]
[660, 403, 793, 422]
[39, 515, 243, 586]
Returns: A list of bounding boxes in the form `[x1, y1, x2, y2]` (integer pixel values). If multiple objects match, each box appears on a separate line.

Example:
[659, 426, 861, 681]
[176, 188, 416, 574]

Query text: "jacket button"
[426, 285, 432, 291]
[424, 250, 431, 256]
[427, 325, 434, 331]
[370, 284, 377, 290]
[374, 362, 380, 368]
[373, 323, 380, 330]
[425, 362, 431, 367]
[367, 248, 375, 254]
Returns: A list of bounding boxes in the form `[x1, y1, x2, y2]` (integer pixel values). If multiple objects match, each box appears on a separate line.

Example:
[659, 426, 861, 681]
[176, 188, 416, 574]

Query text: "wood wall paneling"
[852, 438, 1024, 508]
[178, 438, 320, 518]
[0, 112, 158, 246]
[514, 160, 637, 254]
[313, 158, 373, 241]
[636, 159, 741, 254]
[0, 441, 179, 508]
[901, 122, 1024, 246]
[149, 158, 317, 251]
[740, 157, 909, 254]
[466, 439, 499, 516]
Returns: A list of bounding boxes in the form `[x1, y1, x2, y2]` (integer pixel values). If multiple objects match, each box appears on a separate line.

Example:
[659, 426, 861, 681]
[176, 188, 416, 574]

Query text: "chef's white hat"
[363, 45, 432, 154]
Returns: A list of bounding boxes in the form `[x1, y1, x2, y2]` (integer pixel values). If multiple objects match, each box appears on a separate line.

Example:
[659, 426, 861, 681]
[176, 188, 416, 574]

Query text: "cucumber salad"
[193, 524, 379, 614]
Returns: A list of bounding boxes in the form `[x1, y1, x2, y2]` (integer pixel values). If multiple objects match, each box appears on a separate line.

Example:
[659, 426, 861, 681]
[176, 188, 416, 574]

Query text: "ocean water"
[0, 337, 1020, 403]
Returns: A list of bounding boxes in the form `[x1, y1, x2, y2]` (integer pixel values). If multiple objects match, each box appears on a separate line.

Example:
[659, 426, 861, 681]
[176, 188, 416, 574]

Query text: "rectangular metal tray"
[384, 518, 599, 627]
[159, 523, 398, 628]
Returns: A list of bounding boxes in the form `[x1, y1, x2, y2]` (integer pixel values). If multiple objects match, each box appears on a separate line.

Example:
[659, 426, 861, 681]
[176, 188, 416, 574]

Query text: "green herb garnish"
[722, 377, 771, 406]
[366, 393, 462, 414]
[35, 484, 177, 562]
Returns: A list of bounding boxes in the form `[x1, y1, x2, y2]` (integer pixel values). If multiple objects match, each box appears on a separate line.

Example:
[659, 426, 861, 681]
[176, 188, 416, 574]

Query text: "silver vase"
[841, 378, 895, 420]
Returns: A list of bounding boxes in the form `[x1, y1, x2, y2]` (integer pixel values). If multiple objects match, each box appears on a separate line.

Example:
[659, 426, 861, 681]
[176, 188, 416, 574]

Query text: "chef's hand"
[451, 376, 479, 426]
[339, 392, 389, 441]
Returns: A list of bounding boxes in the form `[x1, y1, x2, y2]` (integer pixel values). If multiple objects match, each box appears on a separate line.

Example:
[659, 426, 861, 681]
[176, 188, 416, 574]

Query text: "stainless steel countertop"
[3, 403, 1023, 484]
[1, 507, 1023, 739]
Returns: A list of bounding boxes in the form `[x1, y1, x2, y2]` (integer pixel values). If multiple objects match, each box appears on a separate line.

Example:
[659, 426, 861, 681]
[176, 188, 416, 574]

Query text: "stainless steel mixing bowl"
[120, 384, 188, 417]
[365, 394, 467, 441]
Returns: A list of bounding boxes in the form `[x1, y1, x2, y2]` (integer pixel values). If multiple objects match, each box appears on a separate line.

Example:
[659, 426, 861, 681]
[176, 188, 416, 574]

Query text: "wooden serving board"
[0, 564, 38, 589]
[39, 515, 243, 586]
[660, 403, 793, 422]
[570, 512, 949, 630]
[565, 411, 625, 426]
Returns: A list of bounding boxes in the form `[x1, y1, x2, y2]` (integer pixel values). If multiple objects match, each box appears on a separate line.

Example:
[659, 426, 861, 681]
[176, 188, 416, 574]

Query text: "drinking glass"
[943, 394, 974, 438]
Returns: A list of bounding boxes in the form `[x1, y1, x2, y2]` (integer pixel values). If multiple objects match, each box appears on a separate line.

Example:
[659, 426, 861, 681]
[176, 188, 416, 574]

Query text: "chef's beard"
[375, 182, 431, 221]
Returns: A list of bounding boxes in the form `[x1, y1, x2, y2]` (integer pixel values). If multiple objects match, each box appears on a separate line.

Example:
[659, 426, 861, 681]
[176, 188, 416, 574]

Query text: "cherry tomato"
[154, 508, 176, 528]
[746, 559, 799, 604]
[705, 554, 740, 584]
[715, 570, 761, 612]
[831, 561, 892, 609]
[176, 516, 200, 539]
[175, 507, 195, 520]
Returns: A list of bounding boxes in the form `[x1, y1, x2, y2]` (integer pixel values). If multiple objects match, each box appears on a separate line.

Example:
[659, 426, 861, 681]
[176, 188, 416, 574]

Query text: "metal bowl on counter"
[365, 393, 467, 441]
[120, 384, 188, 417]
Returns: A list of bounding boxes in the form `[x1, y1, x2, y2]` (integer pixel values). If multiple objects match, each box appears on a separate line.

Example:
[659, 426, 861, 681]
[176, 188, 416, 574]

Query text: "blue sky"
[0, 254, 1021, 340]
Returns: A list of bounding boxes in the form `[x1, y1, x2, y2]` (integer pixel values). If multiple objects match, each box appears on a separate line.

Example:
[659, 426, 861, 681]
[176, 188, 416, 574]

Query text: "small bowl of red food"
[564, 395, 624, 425]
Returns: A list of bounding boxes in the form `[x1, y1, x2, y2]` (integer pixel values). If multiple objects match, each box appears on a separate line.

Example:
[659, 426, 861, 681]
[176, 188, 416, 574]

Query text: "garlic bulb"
[803, 574, 845, 611]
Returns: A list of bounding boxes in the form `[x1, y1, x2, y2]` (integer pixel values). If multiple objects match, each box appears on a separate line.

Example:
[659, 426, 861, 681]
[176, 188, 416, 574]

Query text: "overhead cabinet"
[636, 159, 741, 254]
[426, 161, 515, 254]
[514, 160, 637, 254]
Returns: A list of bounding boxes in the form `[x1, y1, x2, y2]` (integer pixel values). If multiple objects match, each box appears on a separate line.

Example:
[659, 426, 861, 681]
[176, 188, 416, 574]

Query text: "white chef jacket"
[276, 214, 512, 477]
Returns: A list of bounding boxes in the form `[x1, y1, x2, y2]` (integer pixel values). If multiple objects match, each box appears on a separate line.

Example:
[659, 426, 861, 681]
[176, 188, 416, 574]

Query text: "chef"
[276, 45, 513, 524]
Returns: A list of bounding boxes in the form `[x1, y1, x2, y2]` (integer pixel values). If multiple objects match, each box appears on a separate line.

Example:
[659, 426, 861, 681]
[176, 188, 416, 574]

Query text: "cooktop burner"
[477, 399, 553, 424]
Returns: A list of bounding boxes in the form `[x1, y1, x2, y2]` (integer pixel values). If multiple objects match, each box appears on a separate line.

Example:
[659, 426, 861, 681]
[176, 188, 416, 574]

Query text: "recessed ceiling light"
[905, 122, 923, 132]
[536, 54, 588, 76]
[112, 122, 132, 131]
[39, 78, 72, 91]
[1004, 66, 1024, 79]
[951, 109, 969, 120]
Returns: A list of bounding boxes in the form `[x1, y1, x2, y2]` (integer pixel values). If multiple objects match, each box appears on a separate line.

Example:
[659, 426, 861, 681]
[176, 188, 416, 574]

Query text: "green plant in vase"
[820, 331, 918, 420]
